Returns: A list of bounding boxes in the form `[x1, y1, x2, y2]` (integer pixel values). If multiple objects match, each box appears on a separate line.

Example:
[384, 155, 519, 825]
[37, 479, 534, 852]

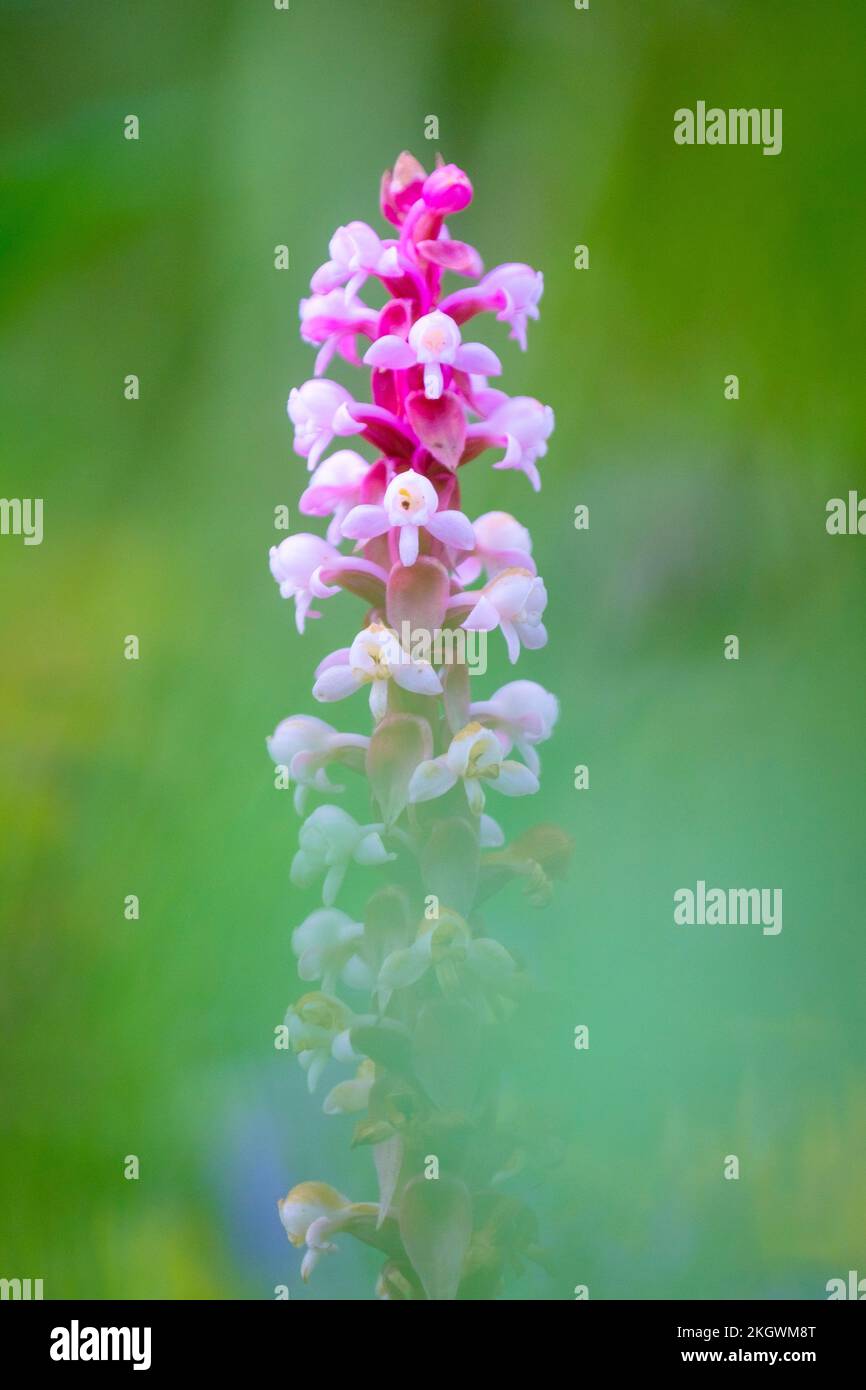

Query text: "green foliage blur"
[1, 0, 864, 1299]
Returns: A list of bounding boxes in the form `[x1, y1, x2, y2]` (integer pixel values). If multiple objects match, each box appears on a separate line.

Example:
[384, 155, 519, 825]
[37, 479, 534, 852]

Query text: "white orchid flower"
[377, 909, 516, 1009]
[364, 309, 501, 401]
[341, 470, 474, 567]
[278, 1181, 379, 1282]
[292, 908, 374, 994]
[266, 714, 369, 814]
[290, 805, 395, 907]
[284, 990, 355, 1093]
[470, 680, 559, 776]
[310, 220, 397, 299]
[313, 622, 443, 722]
[287, 378, 355, 471]
[408, 721, 539, 816]
[461, 567, 548, 663]
[268, 532, 341, 633]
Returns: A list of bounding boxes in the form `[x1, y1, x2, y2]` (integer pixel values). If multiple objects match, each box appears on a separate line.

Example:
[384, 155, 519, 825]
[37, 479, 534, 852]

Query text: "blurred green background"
[2, 0, 865, 1299]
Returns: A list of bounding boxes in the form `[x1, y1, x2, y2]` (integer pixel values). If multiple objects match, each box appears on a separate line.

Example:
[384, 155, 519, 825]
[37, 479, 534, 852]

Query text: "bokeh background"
[2, 0, 865, 1299]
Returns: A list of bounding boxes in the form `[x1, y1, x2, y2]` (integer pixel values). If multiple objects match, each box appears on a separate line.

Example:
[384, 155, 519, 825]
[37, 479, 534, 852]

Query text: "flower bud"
[422, 163, 473, 214]
[380, 151, 427, 225]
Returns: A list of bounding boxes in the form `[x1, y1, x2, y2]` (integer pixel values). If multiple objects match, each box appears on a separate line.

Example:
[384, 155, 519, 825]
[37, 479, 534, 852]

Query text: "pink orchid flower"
[299, 290, 379, 376]
[310, 221, 400, 299]
[363, 309, 501, 401]
[269, 533, 341, 633]
[299, 450, 370, 545]
[313, 622, 443, 721]
[288, 379, 356, 471]
[477, 262, 544, 350]
[455, 510, 535, 586]
[469, 680, 559, 777]
[466, 391, 555, 491]
[267, 714, 369, 814]
[439, 261, 543, 350]
[340, 470, 474, 567]
[461, 567, 549, 663]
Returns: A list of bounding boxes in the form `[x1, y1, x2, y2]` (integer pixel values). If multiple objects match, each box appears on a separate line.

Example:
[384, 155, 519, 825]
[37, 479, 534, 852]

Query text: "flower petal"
[398, 524, 420, 566]
[363, 334, 416, 370]
[340, 504, 391, 542]
[453, 342, 502, 376]
[353, 829, 394, 867]
[369, 679, 389, 722]
[426, 509, 475, 551]
[500, 619, 521, 664]
[408, 757, 458, 804]
[391, 659, 443, 697]
[423, 362, 444, 400]
[417, 238, 483, 277]
[479, 813, 505, 848]
[466, 937, 515, 982]
[378, 942, 430, 992]
[323, 1072, 374, 1115]
[487, 759, 540, 797]
[313, 665, 363, 702]
[517, 620, 548, 651]
[461, 594, 501, 632]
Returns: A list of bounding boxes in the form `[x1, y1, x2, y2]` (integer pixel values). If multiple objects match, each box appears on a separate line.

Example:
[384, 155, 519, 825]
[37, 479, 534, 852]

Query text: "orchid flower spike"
[363, 310, 501, 401]
[272, 154, 564, 1296]
[341, 470, 474, 566]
